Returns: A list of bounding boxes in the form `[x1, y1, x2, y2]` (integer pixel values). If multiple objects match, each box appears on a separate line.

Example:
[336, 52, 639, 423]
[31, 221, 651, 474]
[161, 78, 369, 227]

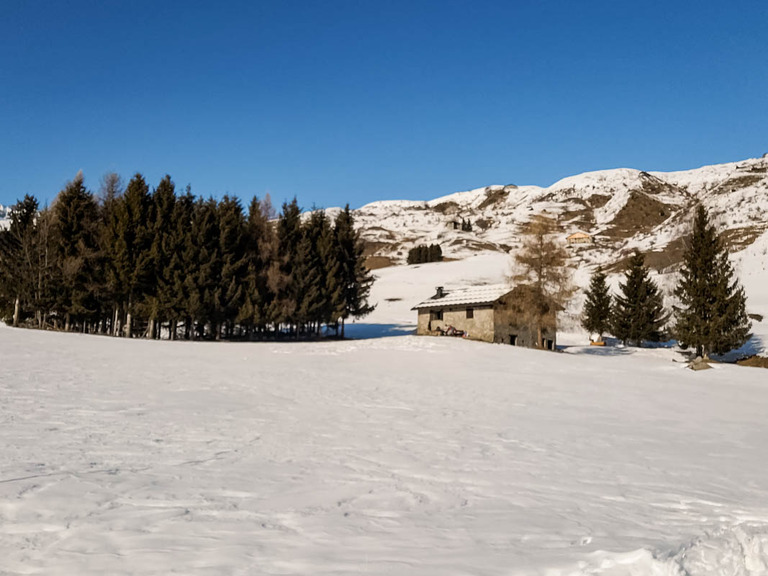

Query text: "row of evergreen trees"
[0, 172, 374, 340]
[407, 243, 443, 265]
[582, 206, 751, 356]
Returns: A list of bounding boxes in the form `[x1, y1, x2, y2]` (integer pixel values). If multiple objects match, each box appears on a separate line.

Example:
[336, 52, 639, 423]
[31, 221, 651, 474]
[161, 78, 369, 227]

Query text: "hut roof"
[412, 284, 512, 310]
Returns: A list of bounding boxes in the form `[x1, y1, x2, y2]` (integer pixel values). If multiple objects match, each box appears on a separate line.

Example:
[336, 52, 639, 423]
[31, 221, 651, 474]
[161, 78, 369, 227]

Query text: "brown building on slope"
[412, 284, 557, 350]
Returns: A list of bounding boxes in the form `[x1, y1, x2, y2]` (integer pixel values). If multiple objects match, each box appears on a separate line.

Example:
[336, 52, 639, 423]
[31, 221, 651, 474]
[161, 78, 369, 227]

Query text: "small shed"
[411, 284, 557, 350]
[567, 231, 592, 245]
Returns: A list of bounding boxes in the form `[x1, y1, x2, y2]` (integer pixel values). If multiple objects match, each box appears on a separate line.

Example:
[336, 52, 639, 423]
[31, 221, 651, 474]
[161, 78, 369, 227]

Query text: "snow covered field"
[2, 250, 768, 575]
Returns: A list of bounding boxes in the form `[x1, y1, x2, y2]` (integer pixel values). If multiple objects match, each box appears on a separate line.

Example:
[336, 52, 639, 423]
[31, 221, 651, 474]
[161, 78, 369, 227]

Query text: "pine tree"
[581, 267, 612, 341]
[98, 174, 125, 335]
[319, 212, 343, 332]
[673, 205, 751, 358]
[149, 175, 177, 338]
[333, 205, 374, 337]
[269, 198, 302, 333]
[51, 172, 101, 331]
[427, 244, 443, 262]
[186, 197, 221, 339]
[168, 188, 195, 339]
[0, 195, 39, 326]
[238, 196, 275, 337]
[114, 173, 154, 337]
[217, 195, 248, 338]
[611, 251, 667, 346]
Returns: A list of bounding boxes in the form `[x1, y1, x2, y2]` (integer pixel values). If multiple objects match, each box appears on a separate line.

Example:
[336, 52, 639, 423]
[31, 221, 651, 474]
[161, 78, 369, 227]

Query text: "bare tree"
[98, 172, 124, 204]
[509, 215, 573, 348]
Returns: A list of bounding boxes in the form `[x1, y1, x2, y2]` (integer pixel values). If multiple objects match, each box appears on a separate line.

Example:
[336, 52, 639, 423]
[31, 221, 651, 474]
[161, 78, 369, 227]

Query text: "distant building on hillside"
[412, 284, 557, 350]
[566, 231, 593, 245]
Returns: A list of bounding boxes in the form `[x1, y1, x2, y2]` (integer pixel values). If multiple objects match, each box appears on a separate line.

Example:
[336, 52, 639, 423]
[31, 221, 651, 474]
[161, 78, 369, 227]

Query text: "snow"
[348, 155, 768, 267]
[2, 248, 768, 575]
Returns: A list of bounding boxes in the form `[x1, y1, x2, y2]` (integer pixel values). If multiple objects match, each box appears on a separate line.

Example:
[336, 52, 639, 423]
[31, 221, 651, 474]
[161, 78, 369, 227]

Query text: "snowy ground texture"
[2, 248, 768, 575]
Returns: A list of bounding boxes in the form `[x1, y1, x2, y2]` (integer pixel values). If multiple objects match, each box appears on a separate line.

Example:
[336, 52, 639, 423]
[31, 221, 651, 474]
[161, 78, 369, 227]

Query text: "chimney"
[435, 286, 444, 298]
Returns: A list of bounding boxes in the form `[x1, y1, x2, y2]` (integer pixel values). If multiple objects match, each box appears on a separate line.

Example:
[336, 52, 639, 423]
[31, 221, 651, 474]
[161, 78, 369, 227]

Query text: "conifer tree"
[319, 212, 343, 332]
[673, 205, 751, 357]
[217, 195, 248, 338]
[51, 172, 100, 331]
[334, 205, 374, 337]
[295, 209, 332, 335]
[114, 173, 154, 337]
[581, 267, 612, 341]
[611, 251, 667, 346]
[427, 243, 443, 262]
[0, 195, 40, 326]
[269, 198, 302, 332]
[238, 196, 275, 337]
[98, 174, 125, 335]
[167, 188, 195, 339]
[186, 197, 221, 339]
[148, 175, 177, 338]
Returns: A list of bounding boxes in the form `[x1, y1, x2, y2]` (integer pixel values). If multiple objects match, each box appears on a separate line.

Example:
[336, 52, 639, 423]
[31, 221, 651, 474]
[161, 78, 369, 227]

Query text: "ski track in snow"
[2, 323, 768, 575]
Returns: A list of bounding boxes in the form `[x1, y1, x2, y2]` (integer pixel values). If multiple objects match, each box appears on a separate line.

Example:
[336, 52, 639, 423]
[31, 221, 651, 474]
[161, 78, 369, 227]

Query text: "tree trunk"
[126, 310, 132, 338]
[147, 317, 155, 340]
[65, 313, 71, 332]
[13, 295, 20, 327]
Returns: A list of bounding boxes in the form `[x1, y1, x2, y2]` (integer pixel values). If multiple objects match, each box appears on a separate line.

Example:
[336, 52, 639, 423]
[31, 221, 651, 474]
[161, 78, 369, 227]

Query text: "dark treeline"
[407, 243, 443, 265]
[0, 172, 374, 340]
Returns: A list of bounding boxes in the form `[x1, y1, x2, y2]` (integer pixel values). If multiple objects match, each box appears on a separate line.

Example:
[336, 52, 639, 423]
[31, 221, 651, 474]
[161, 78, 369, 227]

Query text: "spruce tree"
[269, 198, 302, 333]
[187, 197, 221, 339]
[428, 244, 442, 262]
[52, 172, 101, 331]
[0, 195, 39, 326]
[581, 267, 612, 341]
[109, 173, 154, 336]
[168, 188, 195, 339]
[238, 196, 275, 337]
[98, 174, 125, 335]
[333, 205, 374, 337]
[217, 195, 248, 338]
[673, 205, 751, 357]
[611, 251, 667, 346]
[149, 175, 177, 338]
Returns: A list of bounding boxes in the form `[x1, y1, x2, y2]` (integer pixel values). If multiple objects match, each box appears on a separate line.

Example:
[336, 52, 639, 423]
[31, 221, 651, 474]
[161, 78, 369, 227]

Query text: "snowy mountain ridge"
[351, 155, 768, 272]
[0, 204, 10, 230]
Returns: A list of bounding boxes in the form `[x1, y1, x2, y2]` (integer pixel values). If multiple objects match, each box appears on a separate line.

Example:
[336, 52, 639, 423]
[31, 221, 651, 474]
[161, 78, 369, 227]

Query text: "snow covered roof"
[412, 284, 512, 310]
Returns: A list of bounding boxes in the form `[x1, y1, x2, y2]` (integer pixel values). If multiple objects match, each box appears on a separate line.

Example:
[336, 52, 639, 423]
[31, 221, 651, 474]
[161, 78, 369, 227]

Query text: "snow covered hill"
[0, 204, 10, 230]
[2, 310, 768, 575]
[351, 155, 768, 273]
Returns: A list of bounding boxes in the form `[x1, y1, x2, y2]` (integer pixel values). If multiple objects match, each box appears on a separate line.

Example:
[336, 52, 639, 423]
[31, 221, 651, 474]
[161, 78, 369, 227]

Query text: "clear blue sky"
[2, 0, 766, 209]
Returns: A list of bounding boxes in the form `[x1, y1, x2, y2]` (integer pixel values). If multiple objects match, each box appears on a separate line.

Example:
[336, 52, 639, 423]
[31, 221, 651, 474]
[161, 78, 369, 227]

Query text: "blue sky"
[1, 0, 766, 209]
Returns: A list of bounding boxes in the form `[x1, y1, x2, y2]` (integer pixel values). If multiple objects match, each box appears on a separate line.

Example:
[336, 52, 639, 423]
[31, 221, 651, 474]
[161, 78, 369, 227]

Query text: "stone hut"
[412, 284, 557, 350]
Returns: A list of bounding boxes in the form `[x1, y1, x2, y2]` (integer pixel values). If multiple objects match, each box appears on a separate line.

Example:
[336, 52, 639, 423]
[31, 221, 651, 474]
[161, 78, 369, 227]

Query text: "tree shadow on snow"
[712, 333, 765, 363]
[560, 344, 634, 357]
[343, 323, 416, 340]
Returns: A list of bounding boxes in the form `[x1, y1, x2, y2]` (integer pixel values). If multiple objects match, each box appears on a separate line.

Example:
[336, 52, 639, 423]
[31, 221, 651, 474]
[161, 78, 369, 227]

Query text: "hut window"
[430, 310, 443, 321]
[466, 308, 474, 319]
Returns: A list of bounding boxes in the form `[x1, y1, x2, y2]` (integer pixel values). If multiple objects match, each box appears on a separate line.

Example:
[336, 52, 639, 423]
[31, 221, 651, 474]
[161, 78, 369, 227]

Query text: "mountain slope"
[353, 155, 768, 272]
